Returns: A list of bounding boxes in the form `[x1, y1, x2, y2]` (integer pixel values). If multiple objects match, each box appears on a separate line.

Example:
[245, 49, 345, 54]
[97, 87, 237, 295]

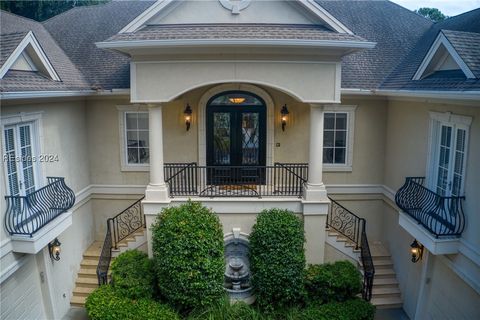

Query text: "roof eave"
[96, 39, 376, 52]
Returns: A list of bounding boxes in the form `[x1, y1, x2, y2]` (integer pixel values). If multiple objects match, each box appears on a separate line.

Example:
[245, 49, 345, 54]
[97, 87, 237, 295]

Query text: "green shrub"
[305, 260, 362, 304]
[299, 299, 375, 320]
[111, 249, 155, 299]
[85, 285, 180, 320]
[249, 208, 306, 310]
[187, 296, 263, 320]
[151, 201, 224, 311]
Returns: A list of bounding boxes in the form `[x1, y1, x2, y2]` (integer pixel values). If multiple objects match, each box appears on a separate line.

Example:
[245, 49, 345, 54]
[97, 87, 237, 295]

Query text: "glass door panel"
[241, 112, 259, 165]
[213, 112, 231, 165]
[436, 125, 452, 196]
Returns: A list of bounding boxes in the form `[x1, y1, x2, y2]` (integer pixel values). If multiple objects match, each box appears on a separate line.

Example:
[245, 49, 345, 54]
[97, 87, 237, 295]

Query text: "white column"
[304, 104, 327, 201]
[145, 104, 169, 201]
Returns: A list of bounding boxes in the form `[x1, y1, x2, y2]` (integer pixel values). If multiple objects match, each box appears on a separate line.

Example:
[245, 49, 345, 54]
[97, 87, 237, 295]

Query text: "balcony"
[164, 163, 308, 198]
[395, 177, 465, 254]
[4, 177, 75, 253]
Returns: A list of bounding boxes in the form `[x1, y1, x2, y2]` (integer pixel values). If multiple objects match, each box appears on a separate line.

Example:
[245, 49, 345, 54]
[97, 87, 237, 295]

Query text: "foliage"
[249, 208, 306, 311]
[297, 299, 375, 320]
[110, 249, 155, 299]
[187, 296, 263, 320]
[151, 201, 224, 311]
[414, 7, 448, 22]
[305, 261, 362, 304]
[85, 285, 180, 320]
[0, 0, 110, 21]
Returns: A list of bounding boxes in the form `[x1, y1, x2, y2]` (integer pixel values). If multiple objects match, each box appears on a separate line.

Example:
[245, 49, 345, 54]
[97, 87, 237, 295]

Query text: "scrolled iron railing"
[164, 163, 308, 198]
[4, 177, 75, 236]
[327, 197, 375, 302]
[96, 196, 145, 285]
[395, 177, 465, 238]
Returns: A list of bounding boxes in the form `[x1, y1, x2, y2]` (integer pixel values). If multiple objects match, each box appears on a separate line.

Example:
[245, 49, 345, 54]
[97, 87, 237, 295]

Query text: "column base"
[303, 183, 328, 202]
[145, 183, 170, 202]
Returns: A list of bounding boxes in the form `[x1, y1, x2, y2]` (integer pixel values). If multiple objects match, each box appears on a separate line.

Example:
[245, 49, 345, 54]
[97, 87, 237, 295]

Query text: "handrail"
[164, 163, 308, 198]
[4, 177, 75, 236]
[327, 197, 375, 301]
[395, 177, 465, 238]
[96, 196, 145, 285]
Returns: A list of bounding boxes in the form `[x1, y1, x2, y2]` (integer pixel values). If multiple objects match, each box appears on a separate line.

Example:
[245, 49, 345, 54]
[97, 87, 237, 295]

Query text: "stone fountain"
[224, 228, 254, 304]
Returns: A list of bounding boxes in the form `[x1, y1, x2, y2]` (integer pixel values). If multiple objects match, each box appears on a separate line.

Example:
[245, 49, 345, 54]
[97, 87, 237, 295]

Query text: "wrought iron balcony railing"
[164, 162, 308, 198]
[395, 177, 465, 238]
[4, 177, 75, 237]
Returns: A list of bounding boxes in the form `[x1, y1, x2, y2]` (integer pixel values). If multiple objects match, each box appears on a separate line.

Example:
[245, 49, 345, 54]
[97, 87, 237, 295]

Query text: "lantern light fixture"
[184, 104, 192, 131]
[228, 97, 246, 104]
[410, 239, 424, 263]
[281, 104, 289, 131]
[48, 238, 61, 261]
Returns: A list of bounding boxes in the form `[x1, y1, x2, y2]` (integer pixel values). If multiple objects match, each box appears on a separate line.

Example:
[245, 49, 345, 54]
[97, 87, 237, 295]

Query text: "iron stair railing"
[96, 196, 145, 285]
[395, 177, 465, 238]
[4, 177, 75, 236]
[327, 197, 375, 301]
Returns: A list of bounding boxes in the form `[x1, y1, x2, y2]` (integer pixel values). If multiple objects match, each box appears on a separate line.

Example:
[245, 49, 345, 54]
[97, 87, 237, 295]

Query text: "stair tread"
[73, 286, 96, 294]
[375, 268, 396, 276]
[71, 296, 86, 304]
[374, 278, 399, 285]
[371, 296, 403, 305]
[373, 287, 401, 295]
[76, 277, 98, 284]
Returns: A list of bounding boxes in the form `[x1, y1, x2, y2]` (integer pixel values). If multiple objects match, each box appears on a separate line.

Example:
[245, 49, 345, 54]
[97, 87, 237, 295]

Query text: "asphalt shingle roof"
[442, 30, 480, 78]
[0, 31, 28, 67]
[43, 0, 155, 90]
[0, 10, 90, 92]
[104, 23, 367, 42]
[381, 8, 480, 91]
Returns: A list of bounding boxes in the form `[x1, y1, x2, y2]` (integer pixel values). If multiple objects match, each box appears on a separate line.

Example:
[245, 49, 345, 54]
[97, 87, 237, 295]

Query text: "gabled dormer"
[0, 31, 60, 81]
[413, 30, 477, 80]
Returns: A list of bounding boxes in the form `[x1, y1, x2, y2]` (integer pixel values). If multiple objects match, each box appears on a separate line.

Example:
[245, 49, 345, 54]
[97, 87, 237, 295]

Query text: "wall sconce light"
[184, 104, 192, 131]
[410, 239, 424, 263]
[281, 104, 289, 131]
[48, 238, 61, 261]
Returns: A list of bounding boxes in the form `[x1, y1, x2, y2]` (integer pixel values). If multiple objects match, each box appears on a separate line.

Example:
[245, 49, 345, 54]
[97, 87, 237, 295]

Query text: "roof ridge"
[0, 9, 44, 25]
[384, 0, 435, 25]
[42, 1, 117, 25]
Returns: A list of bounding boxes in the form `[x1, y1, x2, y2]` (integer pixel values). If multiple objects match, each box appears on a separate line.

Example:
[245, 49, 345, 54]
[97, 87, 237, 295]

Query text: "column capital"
[146, 103, 162, 109]
[309, 103, 325, 109]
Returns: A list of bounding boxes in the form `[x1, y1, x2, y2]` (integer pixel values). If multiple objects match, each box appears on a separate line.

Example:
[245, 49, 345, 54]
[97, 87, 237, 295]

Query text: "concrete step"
[72, 286, 96, 297]
[374, 268, 396, 279]
[373, 277, 399, 287]
[75, 277, 99, 288]
[372, 287, 402, 299]
[70, 296, 87, 307]
[371, 296, 403, 309]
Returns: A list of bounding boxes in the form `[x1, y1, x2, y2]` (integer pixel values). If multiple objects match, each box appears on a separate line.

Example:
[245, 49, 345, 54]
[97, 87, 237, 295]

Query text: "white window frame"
[322, 105, 356, 172]
[1, 112, 45, 195]
[117, 105, 150, 172]
[426, 111, 472, 196]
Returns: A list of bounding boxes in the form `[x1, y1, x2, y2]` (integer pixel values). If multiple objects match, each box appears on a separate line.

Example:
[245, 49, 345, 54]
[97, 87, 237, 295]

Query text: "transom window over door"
[428, 112, 471, 197]
[3, 122, 39, 196]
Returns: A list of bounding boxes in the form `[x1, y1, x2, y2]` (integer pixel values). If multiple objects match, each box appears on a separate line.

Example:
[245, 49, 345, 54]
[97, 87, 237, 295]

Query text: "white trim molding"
[413, 31, 476, 80]
[0, 31, 60, 81]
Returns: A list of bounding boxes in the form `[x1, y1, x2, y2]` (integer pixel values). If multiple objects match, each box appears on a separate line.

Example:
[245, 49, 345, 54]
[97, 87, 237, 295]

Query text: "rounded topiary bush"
[85, 285, 180, 320]
[111, 249, 155, 299]
[249, 208, 305, 310]
[151, 201, 224, 311]
[305, 261, 362, 304]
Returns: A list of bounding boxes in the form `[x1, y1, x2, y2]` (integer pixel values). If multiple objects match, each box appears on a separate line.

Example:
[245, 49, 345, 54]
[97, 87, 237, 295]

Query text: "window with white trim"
[427, 112, 471, 197]
[125, 112, 149, 165]
[322, 106, 356, 170]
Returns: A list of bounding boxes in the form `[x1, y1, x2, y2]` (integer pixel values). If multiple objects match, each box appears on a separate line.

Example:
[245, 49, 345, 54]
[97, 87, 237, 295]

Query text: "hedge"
[85, 285, 180, 320]
[305, 261, 362, 304]
[249, 208, 306, 310]
[187, 297, 263, 320]
[298, 298, 375, 320]
[151, 201, 224, 311]
[110, 249, 155, 299]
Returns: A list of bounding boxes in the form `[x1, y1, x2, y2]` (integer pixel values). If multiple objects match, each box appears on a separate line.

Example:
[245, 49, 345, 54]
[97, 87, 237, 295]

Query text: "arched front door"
[206, 91, 266, 183]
